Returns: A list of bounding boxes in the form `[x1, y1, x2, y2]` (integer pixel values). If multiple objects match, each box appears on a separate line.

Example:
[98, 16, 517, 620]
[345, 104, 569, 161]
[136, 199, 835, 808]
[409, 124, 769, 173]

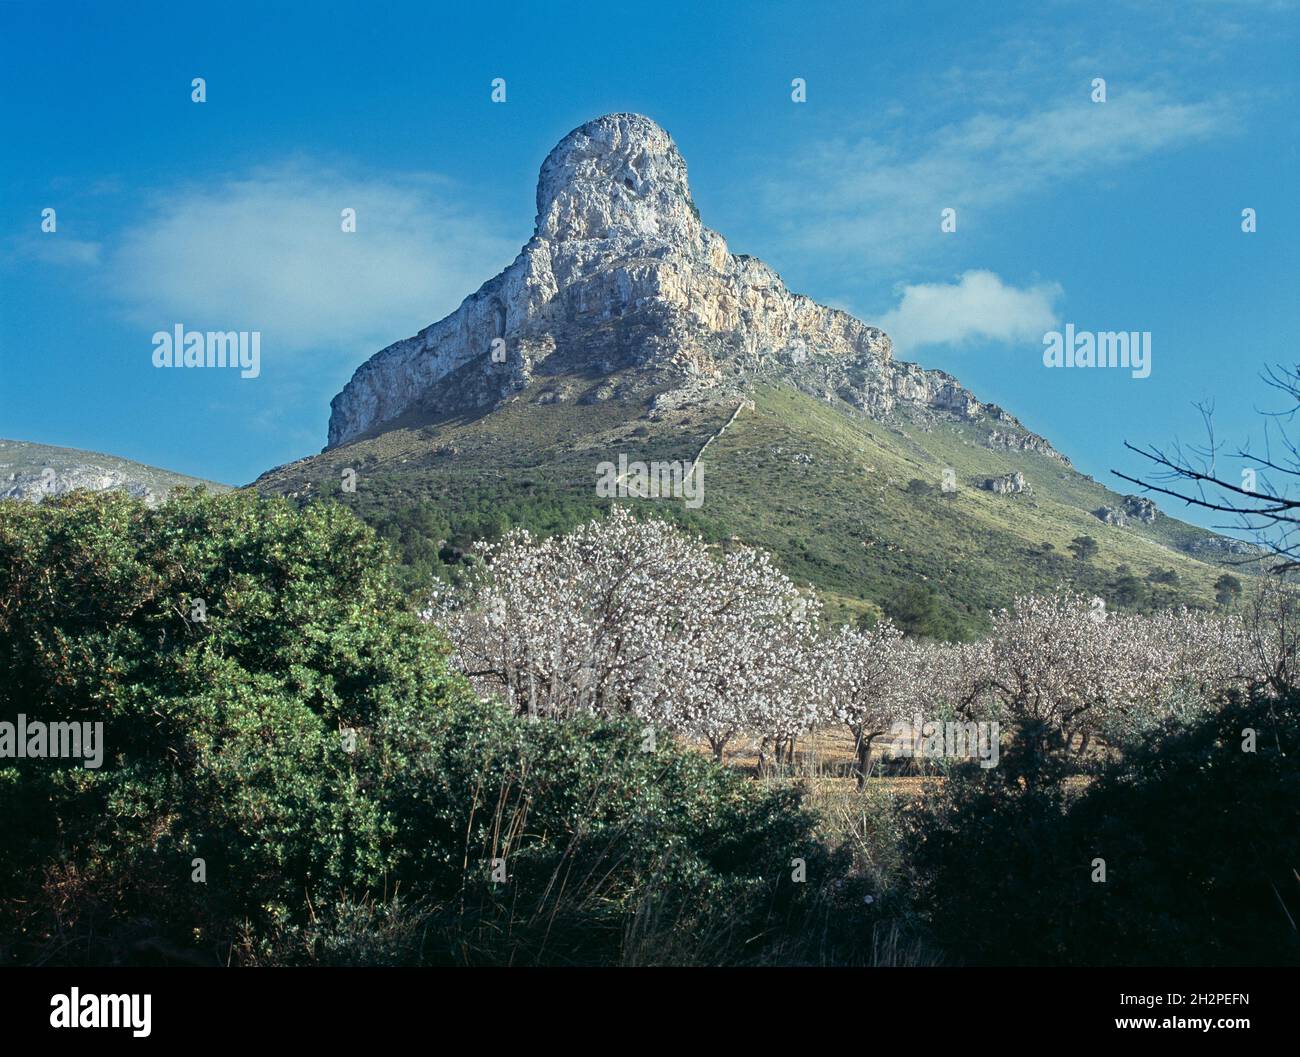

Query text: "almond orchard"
[434, 507, 1268, 780]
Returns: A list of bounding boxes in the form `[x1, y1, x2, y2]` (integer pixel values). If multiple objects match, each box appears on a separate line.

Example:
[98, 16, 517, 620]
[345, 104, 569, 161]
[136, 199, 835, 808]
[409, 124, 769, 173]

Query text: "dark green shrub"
[264, 702, 874, 966]
[1215, 573, 1243, 607]
[1068, 535, 1098, 561]
[882, 583, 968, 641]
[907, 688, 1299, 965]
[0, 488, 470, 964]
[1061, 689, 1299, 966]
[1111, 573, 1144, 607]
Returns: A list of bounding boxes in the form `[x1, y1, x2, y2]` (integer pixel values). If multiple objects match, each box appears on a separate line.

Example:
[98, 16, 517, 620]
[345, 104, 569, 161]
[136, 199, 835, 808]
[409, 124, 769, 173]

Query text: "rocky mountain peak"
[535, 113, 700, 245]
[325, 113, 1063, 466]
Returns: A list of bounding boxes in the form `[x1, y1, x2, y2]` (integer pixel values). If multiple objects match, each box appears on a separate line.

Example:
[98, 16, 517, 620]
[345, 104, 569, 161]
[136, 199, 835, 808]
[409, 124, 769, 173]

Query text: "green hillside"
[253, 373, 1249, 636]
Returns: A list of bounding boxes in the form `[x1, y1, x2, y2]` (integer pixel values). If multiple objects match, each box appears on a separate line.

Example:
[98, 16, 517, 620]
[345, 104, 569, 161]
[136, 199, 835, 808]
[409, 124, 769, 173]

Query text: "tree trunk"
[855, 734, 877, 790]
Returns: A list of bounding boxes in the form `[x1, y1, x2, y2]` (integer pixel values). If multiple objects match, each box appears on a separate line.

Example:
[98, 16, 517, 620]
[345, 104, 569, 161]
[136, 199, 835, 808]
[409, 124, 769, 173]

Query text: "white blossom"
[433, 513, 1266, 769]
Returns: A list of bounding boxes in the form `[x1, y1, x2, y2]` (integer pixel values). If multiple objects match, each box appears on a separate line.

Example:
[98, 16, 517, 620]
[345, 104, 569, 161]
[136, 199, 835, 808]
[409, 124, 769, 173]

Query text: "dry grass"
[680, 725, 1099, 859]
[702, 725, 941, 781]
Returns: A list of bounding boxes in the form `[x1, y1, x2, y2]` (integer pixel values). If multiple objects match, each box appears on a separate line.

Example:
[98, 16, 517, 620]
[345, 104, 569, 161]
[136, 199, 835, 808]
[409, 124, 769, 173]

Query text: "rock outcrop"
[2, 466, 155, 504]
[1122, 495, 1158, 524]
[982, 471, 1028, 495]
[1185, 535, 1264, 558]
[1094, 495, 1160, 527]
[326, 112, 1065, 464]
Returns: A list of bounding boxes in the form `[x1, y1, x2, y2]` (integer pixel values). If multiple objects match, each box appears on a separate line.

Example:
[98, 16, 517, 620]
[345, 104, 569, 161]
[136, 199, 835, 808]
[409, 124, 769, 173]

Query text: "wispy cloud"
[764, 88, 1230, 272]
[106, 161, 517, 353]
[5, 236, 103, 267]
[878, 270, 1062, 354]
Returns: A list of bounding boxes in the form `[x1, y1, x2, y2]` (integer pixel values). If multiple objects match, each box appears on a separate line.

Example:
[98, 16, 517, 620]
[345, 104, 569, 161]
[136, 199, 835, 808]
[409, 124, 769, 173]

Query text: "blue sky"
[1, 0, 1297, 533]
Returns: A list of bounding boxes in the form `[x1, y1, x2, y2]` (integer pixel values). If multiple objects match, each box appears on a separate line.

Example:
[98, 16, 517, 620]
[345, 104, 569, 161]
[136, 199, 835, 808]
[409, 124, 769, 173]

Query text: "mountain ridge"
[0, 439, 231, 505]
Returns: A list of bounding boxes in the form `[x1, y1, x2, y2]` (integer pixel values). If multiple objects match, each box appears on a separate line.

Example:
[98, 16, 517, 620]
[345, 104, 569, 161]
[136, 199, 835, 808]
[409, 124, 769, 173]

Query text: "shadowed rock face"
[326, 113, 1062, 461]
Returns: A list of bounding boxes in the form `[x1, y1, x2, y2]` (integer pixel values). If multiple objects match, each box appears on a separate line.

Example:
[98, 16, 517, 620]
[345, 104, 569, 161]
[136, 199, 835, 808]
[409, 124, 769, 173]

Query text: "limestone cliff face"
[326, 113, 1062, 462]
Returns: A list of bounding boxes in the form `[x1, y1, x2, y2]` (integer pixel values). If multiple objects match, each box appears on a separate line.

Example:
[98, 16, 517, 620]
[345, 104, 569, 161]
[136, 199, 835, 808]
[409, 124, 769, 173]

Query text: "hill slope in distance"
[1, 439, 230, 506]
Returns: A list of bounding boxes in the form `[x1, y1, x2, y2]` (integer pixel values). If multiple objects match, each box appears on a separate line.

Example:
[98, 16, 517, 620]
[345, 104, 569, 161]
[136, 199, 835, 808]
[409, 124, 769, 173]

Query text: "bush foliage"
[907, 687, 1300, 966]
[0, 490, 870, 966]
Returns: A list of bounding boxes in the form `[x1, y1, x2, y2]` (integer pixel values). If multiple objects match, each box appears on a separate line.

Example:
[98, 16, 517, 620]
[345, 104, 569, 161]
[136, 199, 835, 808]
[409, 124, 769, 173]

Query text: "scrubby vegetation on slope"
[255, 379, 1247, 635]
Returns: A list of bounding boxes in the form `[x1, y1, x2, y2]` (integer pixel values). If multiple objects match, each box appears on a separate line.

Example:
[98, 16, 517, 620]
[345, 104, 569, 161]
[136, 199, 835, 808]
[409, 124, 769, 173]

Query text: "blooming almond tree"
[1095, 605, 1248, 744]
[979, 590, 1122, 777]
[813, 620, 911, 787]
[972, 590, 1251, 771]
[441, 508, 820, 761]
[1243, 576, 1300, 697]
[652, 544, 822, 762]
[445, 509, 697, 718]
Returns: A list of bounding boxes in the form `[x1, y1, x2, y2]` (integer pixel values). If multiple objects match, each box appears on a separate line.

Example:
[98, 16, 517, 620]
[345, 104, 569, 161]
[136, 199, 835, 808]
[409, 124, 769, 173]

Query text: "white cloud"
[878, 270, 1062, 352]
[107, 161, 517, 353]
[765, 89, 1229, 270]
